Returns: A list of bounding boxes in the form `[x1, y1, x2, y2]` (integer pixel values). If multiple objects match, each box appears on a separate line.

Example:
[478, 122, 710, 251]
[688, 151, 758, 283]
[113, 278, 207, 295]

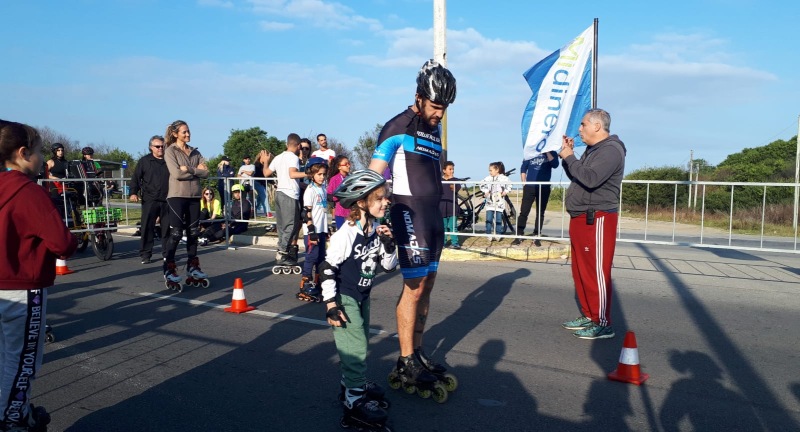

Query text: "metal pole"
[688, 150, 693, 208]
[794, 114, 799, 231]
[592, 18, 598, 108]
[433, 0, 448, 161]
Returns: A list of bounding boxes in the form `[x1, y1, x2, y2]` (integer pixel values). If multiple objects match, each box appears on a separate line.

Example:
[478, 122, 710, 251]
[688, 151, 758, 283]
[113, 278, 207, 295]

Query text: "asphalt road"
[37, 235, 800, 431]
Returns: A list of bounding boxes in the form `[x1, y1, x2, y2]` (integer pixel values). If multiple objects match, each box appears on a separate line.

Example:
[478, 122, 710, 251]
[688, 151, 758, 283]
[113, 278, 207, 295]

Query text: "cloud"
[197, 0, 234, 8]
[259, 20, 294, 31]
[247, 0, 382, 31]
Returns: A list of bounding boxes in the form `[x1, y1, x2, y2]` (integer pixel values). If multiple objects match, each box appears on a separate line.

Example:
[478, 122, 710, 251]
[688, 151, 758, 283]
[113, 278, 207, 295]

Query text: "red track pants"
[569, 211, 618, 326]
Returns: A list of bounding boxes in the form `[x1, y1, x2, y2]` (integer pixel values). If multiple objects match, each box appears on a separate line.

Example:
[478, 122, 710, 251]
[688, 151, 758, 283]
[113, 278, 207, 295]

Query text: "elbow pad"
[319, 261, 338, 284]
[301, 206, 313, 224]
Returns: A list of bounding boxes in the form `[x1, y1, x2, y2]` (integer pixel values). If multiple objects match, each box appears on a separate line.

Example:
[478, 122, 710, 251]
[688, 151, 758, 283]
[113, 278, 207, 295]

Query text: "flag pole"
[433, 0, 448, 162]
[592, 18, 598, 109]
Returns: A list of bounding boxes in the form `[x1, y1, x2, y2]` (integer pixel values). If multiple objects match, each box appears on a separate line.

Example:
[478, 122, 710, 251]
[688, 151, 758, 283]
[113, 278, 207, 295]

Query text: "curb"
[118, 228, 570, 262]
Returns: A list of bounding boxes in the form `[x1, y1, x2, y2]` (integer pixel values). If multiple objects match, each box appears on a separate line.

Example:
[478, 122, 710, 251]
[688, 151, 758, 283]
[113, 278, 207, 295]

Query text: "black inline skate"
[44, 325, 55, 343]
[415, 347, 458, 392]
[387, 354, 448, 403]
[297, 276, 322, 302]
[340, 387, 392, 432]
[185, 256, 211, 288]
[272, 249, 302, 275]
[339, 380, 390, 409]
[163, 260, 183, 292]
[3, 404, 51, 432]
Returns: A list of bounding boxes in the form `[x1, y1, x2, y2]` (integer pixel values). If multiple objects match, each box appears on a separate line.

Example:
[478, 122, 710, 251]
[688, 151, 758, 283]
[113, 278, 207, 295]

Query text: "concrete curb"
[119, 228, 570, 262]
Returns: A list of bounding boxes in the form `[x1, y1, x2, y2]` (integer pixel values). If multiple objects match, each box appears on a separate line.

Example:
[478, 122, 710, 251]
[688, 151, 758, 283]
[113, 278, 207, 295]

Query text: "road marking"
[138, 292, 393, 336]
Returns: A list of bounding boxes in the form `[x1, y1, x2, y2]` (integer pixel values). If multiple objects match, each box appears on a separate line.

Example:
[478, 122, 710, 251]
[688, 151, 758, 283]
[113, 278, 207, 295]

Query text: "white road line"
[138, 292, 393, 336]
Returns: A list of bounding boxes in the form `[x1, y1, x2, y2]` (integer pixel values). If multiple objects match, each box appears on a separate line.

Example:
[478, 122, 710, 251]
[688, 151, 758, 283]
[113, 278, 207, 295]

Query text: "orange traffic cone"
[224, 278, 255, 314]
[55, 258, 74, 276]
[607, 331, 649, 385]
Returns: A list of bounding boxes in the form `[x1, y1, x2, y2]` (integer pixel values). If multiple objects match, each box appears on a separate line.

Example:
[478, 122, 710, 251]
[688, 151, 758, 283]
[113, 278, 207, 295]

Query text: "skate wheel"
[403, 384, 416, 395]
[292, 266, 302, 274]
[432, 382, 448, 404]
[417, 387, 432, 399]
[443, 373, 459, 392]
[46, 333, 55, 343]
[281, 267, 291, 275]
[201, 279, 210, 288]
[387, 372, 402, 390]
[272, 267, 280, 275]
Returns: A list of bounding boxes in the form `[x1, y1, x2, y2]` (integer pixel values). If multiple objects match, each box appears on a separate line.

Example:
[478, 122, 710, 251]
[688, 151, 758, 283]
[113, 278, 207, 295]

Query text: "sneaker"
[511, 238, 522, 246]
[573, 323, 615, 340]
[534, 239, 542, 247]
[562, 316, 592, 330]
[450, 244, 461, 250]
[141, 257, 151, 264]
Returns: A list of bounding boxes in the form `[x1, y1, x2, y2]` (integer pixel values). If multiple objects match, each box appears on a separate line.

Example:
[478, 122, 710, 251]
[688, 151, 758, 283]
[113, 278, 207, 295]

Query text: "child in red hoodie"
[0, 120, 78, 431]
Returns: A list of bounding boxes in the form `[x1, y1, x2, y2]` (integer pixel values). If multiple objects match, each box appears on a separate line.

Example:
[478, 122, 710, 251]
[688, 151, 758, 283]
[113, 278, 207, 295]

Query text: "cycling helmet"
[334, 170, 387, 209]
[305, 157, 327, 171]
[51, 142, 64, 155]
[81, 146, 94, 156]
[416, 59, 456, 105]
[231, 184, 245, 192]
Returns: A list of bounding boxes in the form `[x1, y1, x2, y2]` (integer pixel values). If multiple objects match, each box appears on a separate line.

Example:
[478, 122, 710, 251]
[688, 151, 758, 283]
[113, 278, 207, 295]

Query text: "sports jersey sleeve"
[320, 226, 357, 302]
[372, 134, 403, 163]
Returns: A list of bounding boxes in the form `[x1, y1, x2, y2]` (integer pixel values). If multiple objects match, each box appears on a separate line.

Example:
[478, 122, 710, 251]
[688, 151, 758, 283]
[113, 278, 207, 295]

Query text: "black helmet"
[334, 170, 387, 209]
[81, 146, 94, 156]
[51, 142, 64, 155]
[416, 59, 456, 105]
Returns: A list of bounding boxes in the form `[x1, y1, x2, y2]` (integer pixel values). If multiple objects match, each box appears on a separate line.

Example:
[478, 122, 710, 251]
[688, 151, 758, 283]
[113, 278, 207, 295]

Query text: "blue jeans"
[253, 182, 268, 214]
[485, 210, 504, 236]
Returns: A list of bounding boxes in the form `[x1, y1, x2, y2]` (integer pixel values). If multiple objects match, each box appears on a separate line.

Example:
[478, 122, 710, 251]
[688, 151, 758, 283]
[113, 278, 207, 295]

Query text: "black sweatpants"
[139, 200, 169, 260]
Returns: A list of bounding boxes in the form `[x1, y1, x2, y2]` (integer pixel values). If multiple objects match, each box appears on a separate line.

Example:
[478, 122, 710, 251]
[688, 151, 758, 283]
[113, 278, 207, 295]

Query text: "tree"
[325, 137, 353, 166]
[623, 165, 689, 209]
[223, 127, 284, 164]
[351, 124, 383, 170]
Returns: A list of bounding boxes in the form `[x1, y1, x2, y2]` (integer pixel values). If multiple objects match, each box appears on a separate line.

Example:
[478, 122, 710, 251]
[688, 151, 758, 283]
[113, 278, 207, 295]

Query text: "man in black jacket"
[130, 135, 170, 264]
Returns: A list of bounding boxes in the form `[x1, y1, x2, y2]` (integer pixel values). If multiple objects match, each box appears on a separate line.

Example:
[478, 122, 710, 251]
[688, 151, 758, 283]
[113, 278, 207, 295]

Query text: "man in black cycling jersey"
[369, 59, 457, 387]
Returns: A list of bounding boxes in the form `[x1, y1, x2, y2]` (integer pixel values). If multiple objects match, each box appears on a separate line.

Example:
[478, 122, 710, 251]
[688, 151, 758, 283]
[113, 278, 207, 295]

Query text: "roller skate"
[340, 387, 392, 432]
[3, 404, 51, 432]
[339, 380, 390, 409]
[297, 276, 322, 302]
[185, 256, 211, 288]
[415, 347, 459, 392]
[387, 354, 448, 403]
[163, 261, 183, 292]
[271, 250, 301, 275]
[45, 325, 55, 343]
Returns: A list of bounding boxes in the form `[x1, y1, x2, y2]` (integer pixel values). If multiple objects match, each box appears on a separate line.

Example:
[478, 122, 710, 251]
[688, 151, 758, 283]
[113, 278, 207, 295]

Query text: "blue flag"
[521, 25, 594, 159]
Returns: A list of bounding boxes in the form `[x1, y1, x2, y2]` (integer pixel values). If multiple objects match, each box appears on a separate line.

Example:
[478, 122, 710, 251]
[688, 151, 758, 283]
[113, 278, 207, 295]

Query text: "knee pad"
[188, 225, 201, 238]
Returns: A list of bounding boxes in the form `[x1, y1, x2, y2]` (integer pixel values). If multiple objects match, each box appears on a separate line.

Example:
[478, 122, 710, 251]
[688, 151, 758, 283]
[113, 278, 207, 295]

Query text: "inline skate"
[45, 325, 55, 343]
[3, 404, 51, 432]
[296, 276, 322, 302]
[340, 387, 392, 432]
[339, 380, 390, 409]
[415, 348, 458, 392]
[163, 261, 183, 292]
[387, 354, 448, 403]
[272, 249, 302, 275]
[185, 256, 211, 288]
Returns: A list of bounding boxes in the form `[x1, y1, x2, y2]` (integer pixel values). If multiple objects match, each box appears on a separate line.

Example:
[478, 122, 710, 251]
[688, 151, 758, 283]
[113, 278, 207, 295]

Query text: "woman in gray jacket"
[162, 120, 210, 290]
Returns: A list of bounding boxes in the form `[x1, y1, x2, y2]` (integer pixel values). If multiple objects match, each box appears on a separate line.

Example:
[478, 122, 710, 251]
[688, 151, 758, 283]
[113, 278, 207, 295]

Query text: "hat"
[221, 156, 231, 162]
[231, 184, 244, 192]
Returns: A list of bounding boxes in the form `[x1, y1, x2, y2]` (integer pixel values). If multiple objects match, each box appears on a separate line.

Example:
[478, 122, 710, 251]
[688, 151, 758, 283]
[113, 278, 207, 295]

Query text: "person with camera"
[558, 108, 626, 340]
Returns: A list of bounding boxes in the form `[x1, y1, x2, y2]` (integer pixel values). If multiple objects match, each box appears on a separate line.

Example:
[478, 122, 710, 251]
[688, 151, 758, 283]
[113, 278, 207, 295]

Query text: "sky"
[2, 0, 799, 181]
